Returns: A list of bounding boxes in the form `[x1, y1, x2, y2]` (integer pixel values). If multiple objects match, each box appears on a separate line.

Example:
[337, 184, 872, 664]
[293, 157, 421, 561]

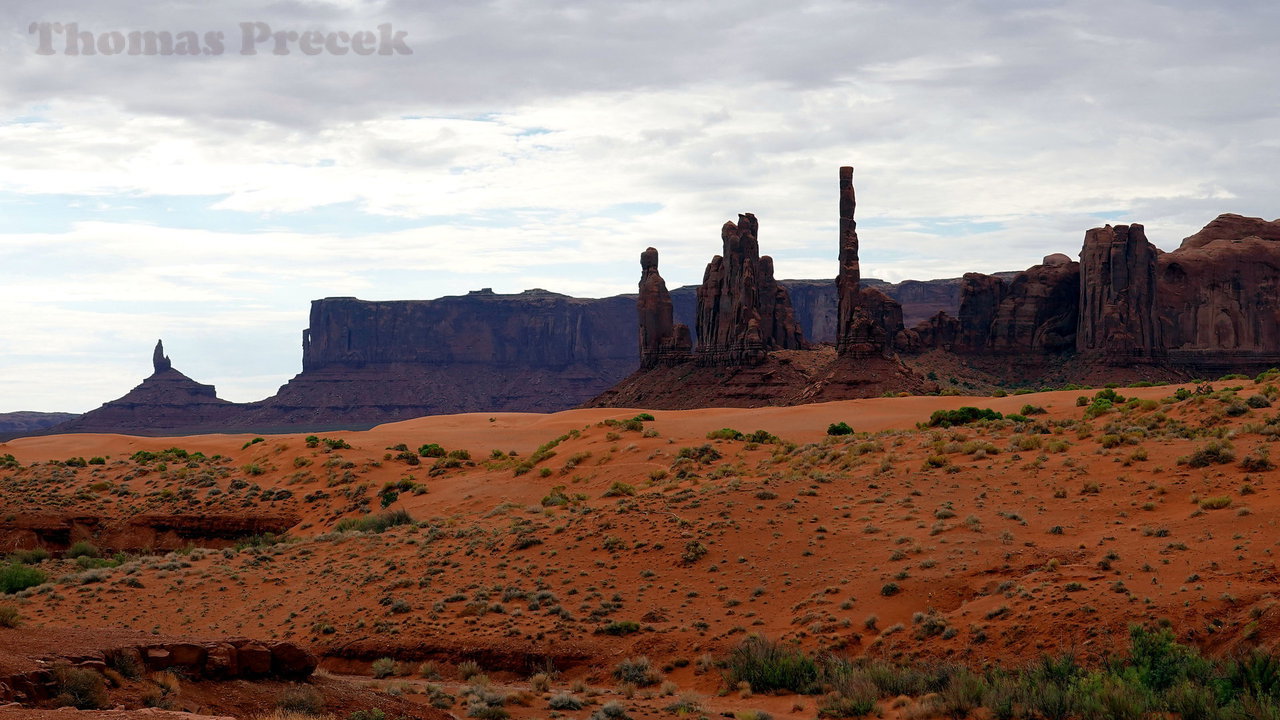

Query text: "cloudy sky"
[1, 1, 1278, 412]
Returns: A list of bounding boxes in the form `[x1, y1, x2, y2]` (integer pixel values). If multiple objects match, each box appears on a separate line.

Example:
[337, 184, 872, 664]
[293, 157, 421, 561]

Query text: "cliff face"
[303, 290, 634, 370]
[1157, 215, 1280, 371]
[1077, 223, 1162, 363]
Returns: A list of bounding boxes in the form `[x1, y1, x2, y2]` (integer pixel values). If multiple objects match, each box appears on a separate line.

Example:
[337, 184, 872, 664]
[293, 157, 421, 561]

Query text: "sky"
[2, 1, 1278, 413]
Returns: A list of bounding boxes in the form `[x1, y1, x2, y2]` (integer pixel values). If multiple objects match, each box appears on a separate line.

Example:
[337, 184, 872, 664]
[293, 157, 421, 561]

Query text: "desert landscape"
[8, 373, 1280, 718]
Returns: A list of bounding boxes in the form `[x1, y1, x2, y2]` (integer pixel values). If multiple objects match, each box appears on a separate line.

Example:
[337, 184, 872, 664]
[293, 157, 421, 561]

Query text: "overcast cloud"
[1, 0, 1278, 412]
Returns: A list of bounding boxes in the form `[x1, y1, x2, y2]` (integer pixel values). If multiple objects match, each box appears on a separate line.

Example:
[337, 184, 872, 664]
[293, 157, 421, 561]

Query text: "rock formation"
[835, 166, 906, 358]
[988, 254, 1080, 353]
[48, 341, 238, 435]
[1077, 223, 1161, 363]
[152, 339, 172, 373]
[638, 248, 692, 368]
[1157, 214, 1280, 371]
[693, 213, 804, 365]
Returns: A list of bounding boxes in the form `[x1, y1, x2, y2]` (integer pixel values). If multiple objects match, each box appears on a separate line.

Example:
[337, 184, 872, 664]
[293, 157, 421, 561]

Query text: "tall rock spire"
[836, 166, 900, 357]
[152, 339, 172, 374]
[637, 248, 692, 368]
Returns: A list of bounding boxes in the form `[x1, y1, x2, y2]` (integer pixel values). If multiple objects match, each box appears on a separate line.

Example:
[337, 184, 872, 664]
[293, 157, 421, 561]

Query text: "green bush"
[66, 541, 100, 559]
[927, 407, 1003, 427]
[1187, 440, 1235, 468]
[600, 620, 641, 635]
[725, 636, 819, 694]
[371, 657, 396, 679]
[826, 422, 854, 436]
[9, 548, 50, 565]
[418, 443, 447, 458]
[0, 564, 46, 594]
[334, 510, 414, 534]
[706, 428, 744, 441]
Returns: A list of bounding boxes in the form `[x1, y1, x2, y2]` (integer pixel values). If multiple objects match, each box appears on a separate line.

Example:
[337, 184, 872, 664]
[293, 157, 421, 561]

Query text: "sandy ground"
[3, 379, 1279, 718]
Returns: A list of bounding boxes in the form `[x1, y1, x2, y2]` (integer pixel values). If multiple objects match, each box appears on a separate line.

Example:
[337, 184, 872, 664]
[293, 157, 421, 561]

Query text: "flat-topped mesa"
[694, 213, 805, 366]
[152, 339, 172, 374]
[1077, 223, 1161, 364]
[835, 166, 905, 358]
[638, 247, 692, 368]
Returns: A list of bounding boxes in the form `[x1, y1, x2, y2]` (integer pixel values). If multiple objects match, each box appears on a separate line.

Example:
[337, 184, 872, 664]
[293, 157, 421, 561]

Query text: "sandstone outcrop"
[835, 166, 906, 358]
[1157, 215, 1280, 371]
[1077, 223, 1162, 363]
[637, 248, 692, 368]
[693, 214, 804, 365]
[47, 341, 238, 435]
[0, 630, 315, 703]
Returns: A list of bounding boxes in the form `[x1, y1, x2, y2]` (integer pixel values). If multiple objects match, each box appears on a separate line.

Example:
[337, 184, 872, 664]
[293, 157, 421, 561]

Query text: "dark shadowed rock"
[694, 213, 804, 365]
[988, 256, 1080, 353]
[1077, 223, 1161, 363]
[1158, 214, 1280, 371]
[637, 248, 692, 368]
[835, 166, 906, 357]
[152, 339, 172, 374]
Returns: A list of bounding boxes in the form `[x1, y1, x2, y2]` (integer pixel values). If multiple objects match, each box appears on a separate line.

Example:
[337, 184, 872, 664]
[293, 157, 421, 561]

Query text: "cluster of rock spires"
[612, 166, 1280, 407]
[635, 166, 923, 374]
[640, 213, 805, 367]
[23, 166, 1280, 434]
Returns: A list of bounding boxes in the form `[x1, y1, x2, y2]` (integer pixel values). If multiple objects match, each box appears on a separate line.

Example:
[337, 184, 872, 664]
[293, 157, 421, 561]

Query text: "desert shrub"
[1186, 440, 1235, 468]
[1241, 450, 1276, 472]
[707, 428, 744, 441]
[681, 541, 708, 563]
[725, 636, 819, 694]
[676, 444, 721, 463]
[0, 454, 19, 469]
[601, 620, 641, 635]
[371, 657, 396, 679]
[746, 430, 781, 444]
[548, 693, 584, 710]
[826, 422, 854, 436]
[633, 413, 655, 422]
[541, 486, 571, 506]
[880, 582, 900, 597]
[418, 443, 446, 458]
[614, 656, 661, 687]
[603, 481, 636, 497]
[0, 605, 19, 627]
[277, 685, 325, 715]
[1021, 403, 1047, 416]
[334, 510, 413, 534]
[1248, 394, 1273, 409]
[590, 701, 630, 720]
[928, 407, 1003, 427]
[816, 692, 875, 718]
[53, 665, 109, 709]
[1200, 495, 1233, 510]
[0, 564, 46, 593]
[9, 548, 50, 564]
[458, 659, 483, 680]
[66, 540, 100, 559]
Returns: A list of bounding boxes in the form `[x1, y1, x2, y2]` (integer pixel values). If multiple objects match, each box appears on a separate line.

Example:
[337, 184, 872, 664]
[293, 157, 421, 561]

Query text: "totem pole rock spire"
[153, 339, 172, 374]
